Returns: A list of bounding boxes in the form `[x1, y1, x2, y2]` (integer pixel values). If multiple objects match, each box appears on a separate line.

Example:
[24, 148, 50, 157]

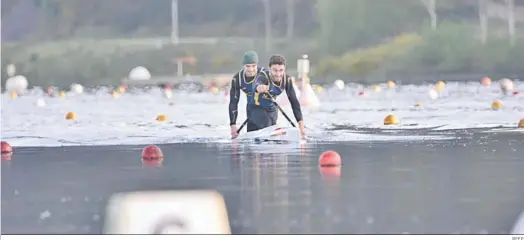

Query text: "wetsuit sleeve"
[285, 77, 304, 122]
[228, 76, 240, 125]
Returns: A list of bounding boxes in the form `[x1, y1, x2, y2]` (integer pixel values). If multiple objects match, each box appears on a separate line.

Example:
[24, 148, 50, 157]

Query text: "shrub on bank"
[313, 22, 524, 84]
[1, 38, 314, 88]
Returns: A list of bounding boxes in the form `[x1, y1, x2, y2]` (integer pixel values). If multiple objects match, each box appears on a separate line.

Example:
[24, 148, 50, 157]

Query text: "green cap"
[242, 51, 259, 65]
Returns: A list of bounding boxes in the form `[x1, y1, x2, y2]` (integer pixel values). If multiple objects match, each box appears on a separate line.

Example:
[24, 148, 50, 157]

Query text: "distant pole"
[478, 0, 488, 44]
[420, 0, 437, 30]
[507, 0, 515, 46]
[171, 0, 180, 45]
[41, 0, 48, 40]
[263, 0, 272, 53]
[286, 0, 294, 40]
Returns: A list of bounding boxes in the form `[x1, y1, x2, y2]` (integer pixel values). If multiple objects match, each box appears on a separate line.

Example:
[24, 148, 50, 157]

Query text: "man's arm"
[285, 76, 303, 123]
[228, 76, 240, 125]
[254, 72, 269, 93]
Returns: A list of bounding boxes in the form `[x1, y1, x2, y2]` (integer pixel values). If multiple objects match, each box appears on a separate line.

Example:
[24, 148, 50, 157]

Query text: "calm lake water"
[2, 130, 523, 234]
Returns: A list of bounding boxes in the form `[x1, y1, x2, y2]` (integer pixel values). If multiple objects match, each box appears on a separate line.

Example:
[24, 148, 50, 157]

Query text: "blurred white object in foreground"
[5, 75, 28, 94]
[512, 210, 524, 234]
[104, 190, 230, 234]
[129, 66, 152, 81]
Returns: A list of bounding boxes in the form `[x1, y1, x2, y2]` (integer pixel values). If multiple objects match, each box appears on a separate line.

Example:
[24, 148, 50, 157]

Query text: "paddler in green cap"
[228, 51, 265, 139]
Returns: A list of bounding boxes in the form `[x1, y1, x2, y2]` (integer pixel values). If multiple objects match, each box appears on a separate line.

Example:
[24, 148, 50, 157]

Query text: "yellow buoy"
[118, 85, 126, 94]
[312, 85, 324, 94]
[387, 80, 396, 88]
[384, 114, 400, 125]
[210, 87, 219, 94]
[435, 80, 446, 93]
[156, 115, 167, 122]
[65, 112, 76, 120]
[518, 119, 524, 128]
[9, 92, 18, 99]
[491, 100, 503, 110]
[373, 85, 382, 93]
[58, 91, 66, 98]
[111, 91, 120, 98]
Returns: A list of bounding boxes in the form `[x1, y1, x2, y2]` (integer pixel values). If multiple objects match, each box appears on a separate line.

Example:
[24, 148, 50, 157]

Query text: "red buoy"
[141, 145, 164, 167]
[1, 141, 13, 154]
[318, 150, 341, 167]
[319, 166, 341, 177]
[142, 145, 163, 160]
[1, 141, 13, 161]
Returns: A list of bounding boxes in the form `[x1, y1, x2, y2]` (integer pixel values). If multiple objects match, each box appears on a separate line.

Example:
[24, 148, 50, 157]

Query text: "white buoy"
[334, 79, 345, 90]
[499, 78, 514, 94]
[70, 83, 84, 94]
[129, 66, 151, 81]
[428, 89, 439, 100]
[35, 98, 46, 107]
[5, 75, 28, 94]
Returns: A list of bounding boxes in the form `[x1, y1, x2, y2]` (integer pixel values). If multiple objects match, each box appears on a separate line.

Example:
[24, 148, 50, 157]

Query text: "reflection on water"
[1, 132, 524, 234]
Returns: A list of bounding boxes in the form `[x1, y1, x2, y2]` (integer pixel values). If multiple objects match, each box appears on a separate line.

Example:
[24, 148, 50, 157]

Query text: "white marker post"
[104, 190, 231, 234]
[297, 55, 320, 108]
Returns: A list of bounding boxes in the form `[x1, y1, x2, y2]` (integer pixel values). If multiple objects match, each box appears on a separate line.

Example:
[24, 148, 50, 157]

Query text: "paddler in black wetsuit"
[228, 51, 265, 139]
[247, 54, 306, 138]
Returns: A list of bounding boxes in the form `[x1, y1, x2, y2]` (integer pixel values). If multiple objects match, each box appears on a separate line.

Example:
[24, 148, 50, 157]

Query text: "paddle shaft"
[236, 118, 248, 133]
[267, 92, 296, 128]
[236, 90, 297, 135]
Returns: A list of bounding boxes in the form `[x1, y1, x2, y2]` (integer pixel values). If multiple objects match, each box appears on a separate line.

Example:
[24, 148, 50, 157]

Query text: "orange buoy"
[318, 150, 341, 167]
[156, 115, 168, 122]
[518, 119, 524, 128]
[1, 141, 13, 154]
[384, 114, 400, 125]
[491, 100, 503, 110]
[481, 77, 492, 86]
[65, 112, 76, 120]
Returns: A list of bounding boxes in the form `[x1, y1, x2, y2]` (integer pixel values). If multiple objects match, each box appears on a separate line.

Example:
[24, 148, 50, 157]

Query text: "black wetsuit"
[228, 66, 264, 130]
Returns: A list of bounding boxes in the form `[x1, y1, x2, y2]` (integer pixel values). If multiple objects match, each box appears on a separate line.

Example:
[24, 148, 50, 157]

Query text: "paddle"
[236, 118, 249, 134]
[235, 90, 296, 137]
[267, 92, 296, 128]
